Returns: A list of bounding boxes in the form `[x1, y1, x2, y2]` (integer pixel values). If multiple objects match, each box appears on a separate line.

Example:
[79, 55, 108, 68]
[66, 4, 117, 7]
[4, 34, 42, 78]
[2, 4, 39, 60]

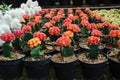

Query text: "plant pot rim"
[78, 52, 107, 65]
[0, 55, 25, 62]
[51, 54, 78, 64]
[107, 49, 120, 64]
[79, 42, 105, 50]
[23, 56, 51, 63]
[52, 58, 78, 64]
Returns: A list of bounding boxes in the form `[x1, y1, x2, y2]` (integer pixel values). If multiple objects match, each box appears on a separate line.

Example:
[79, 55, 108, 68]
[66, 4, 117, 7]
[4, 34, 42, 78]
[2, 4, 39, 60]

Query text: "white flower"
[29, 8, 35, 15]
[20, 3, 27, 9]
[34, 1, 39, 7]
[3, 14, 12, 25]
[15, 9, 26, 19]
[26, 0, 33, 8]
[6, 9, 17, 18]
[35, 6, 42, 12]
[0, 24, 11, 35]
[24, 7, 30, 14]
[10, 18, 22, 30]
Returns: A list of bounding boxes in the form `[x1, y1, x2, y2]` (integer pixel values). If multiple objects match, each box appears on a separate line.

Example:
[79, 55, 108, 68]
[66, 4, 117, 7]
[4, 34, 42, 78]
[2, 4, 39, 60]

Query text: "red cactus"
[23, 14, 30, 20]
[87, 23, 96, 30]
[56, 37, 71, 47]
[34, 16, 41, 25]
[62, 31, 74, 38]
[109, 30, 120, 37]
[49, 27, 60, 35]
[0, 32, 15, 42]
[43, 22, 53, 28]
[88, 36, 100, 45]
[45, 13, 52, 19]
[22, 25, 31, 33]
[27, 22, 35, 27]
[34, 32, 46, 41]
[103, 21, 110, 27]
[67, 24, 80, 32]
[13, 29, 24, 38]
[91, 29, 102, 37]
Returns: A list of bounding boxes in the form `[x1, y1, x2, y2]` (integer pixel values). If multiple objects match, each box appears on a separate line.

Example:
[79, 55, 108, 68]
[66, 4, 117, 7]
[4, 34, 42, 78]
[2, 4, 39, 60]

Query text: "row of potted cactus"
[93, 9, 120, 26]
[0, 1, 120, 80]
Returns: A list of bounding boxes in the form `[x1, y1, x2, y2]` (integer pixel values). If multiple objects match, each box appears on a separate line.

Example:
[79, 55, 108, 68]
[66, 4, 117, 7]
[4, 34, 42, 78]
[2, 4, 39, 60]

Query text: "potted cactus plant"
[107, 39, 120, 79]
[23, 31, 51, 80]
[48, 26, 61, 44]
[78, 36, 107, 80]
[12, 29, 25, 52]
[0, 32, 24, 79]
[79, 29, 105, 52]
[51, 36, 77, 80]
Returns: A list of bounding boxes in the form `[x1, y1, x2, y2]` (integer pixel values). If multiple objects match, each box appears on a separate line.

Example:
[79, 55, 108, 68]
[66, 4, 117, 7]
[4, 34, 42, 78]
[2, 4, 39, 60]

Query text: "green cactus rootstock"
[41, 41, 46, 50]
[23, 32, 33, 42]
[89, 44, 99, 59]
[30, 46, 44, 57]
[12, 38, 24, 50]
[61, 46, 73, 57]
[81, 27, 90, 36]
[31, 27, 36, 33]
[73, 32, 79, 43]
[50, 35, 59, 41]
[3, 42, 12, 58]
[112, 38, 119, 47]
[102, 27, 110, 35]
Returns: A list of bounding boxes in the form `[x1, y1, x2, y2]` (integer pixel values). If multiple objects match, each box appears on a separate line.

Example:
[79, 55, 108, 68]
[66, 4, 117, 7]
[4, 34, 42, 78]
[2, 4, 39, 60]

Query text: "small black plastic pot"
[107, 50, 120, 78]
[0, 57, 24, 80]
[79, 54, 107, 79]
[73, 0, 83, 6]
[24, 58, 51, 80]
[52, 60, 77, 80]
